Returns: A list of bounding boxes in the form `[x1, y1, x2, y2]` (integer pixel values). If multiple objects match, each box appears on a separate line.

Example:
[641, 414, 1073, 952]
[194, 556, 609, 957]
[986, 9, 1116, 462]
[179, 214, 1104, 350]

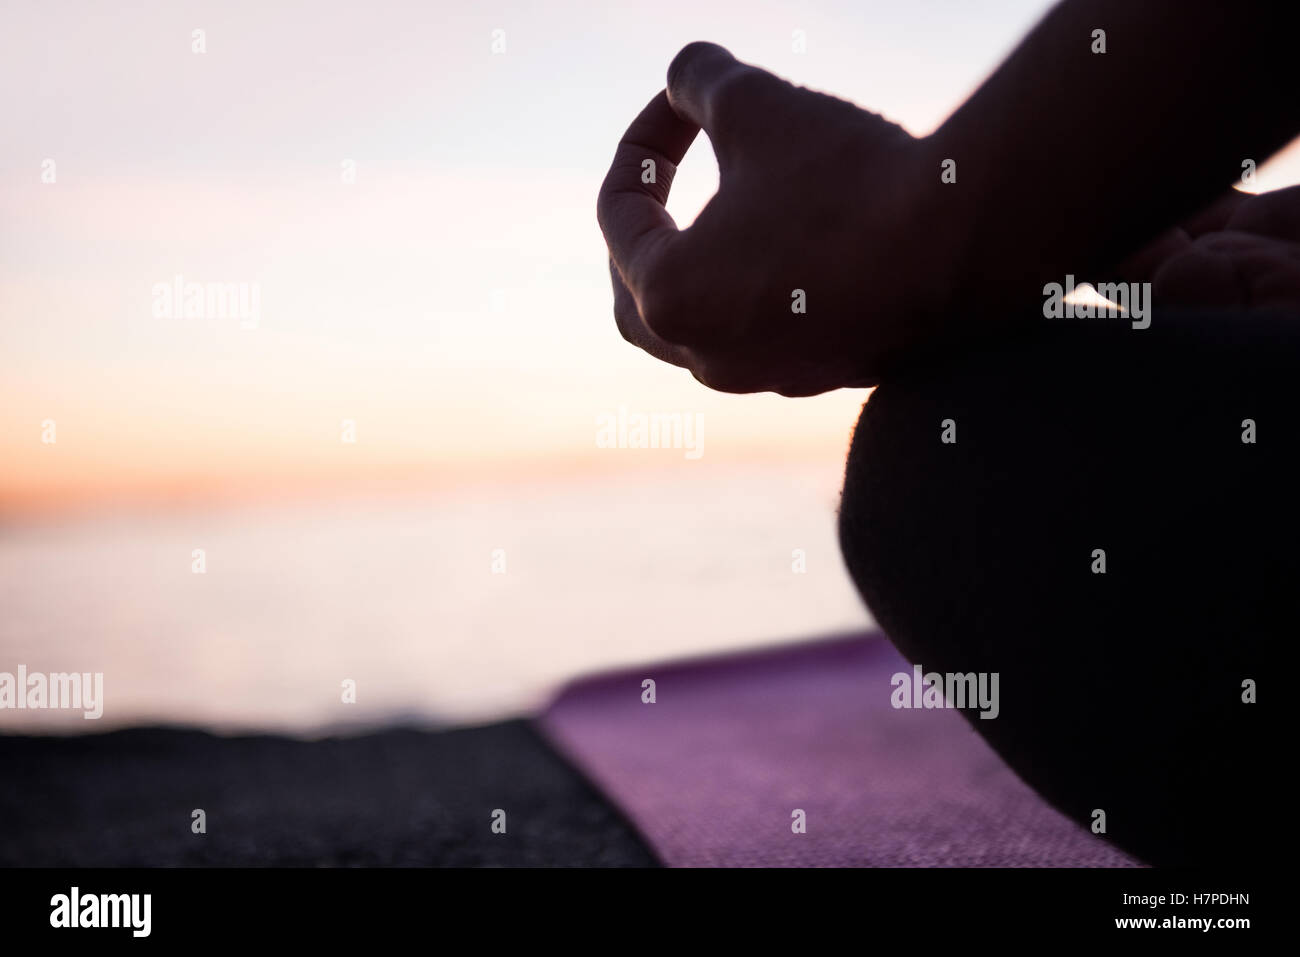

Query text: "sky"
[4, 0, 1300, 512]
[0, 0, 1082, 510]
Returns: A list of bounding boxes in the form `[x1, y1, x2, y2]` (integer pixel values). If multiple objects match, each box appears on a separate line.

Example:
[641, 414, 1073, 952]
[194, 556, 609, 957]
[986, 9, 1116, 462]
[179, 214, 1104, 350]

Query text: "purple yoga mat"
[537, 632, 1139, 867]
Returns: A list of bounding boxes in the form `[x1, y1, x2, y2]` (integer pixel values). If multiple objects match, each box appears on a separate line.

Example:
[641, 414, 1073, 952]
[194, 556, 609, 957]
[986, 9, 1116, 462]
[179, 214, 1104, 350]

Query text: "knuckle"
[612, 297, 652, 349]
[612, 305, 639, 345]
[709, 68, 779, 125]
[634, 239, 695, 342]
[667, 41, 728, 90]
[638, 286, 690, 342]
[693, 360, 763, 394]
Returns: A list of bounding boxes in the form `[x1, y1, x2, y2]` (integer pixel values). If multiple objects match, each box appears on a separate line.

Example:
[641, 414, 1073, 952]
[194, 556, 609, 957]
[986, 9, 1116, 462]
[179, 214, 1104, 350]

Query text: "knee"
[834, 322, 1285, 865]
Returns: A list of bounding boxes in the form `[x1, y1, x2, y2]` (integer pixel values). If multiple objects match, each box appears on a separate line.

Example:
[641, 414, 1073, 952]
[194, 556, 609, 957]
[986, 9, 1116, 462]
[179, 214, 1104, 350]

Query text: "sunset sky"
[4, 0, 1299, 514]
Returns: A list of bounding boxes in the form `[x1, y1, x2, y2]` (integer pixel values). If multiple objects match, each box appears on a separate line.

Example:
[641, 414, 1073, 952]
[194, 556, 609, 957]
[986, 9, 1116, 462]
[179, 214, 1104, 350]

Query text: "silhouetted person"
[598, 2, 1294, 865]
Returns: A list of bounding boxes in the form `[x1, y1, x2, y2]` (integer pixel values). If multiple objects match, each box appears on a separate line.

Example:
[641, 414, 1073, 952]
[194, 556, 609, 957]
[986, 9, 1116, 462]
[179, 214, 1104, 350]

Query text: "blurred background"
[4, 0, 1298, 733]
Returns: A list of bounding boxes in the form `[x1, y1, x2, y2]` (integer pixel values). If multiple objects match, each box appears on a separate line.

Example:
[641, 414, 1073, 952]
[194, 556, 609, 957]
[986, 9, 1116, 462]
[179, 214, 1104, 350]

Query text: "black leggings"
[838, 310, 1292, 866]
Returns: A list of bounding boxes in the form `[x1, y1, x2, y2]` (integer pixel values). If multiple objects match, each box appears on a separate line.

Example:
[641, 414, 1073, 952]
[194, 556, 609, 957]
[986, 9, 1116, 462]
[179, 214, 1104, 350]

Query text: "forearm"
[920, 0, 1298, 315]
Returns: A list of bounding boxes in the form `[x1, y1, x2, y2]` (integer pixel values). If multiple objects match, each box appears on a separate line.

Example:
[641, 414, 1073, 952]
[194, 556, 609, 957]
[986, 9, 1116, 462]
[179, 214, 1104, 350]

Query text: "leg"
[838, 310, 1293, 865]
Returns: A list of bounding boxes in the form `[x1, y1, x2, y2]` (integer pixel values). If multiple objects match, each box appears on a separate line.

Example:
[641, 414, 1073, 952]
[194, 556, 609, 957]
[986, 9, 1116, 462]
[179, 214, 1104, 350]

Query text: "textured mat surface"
[537, 632, 1140, 867]
[0, 720, 657, 866]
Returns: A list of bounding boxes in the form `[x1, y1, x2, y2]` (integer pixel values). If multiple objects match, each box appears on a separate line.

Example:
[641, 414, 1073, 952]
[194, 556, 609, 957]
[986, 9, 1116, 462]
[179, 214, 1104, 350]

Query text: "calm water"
[0, 464, 872, 734]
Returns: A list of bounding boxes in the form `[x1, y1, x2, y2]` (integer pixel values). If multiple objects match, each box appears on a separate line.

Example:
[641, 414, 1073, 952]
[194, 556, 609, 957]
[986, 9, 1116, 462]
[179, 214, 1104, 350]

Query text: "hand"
[1120, 186, 1300, 313]
[596, 43, 943, 395]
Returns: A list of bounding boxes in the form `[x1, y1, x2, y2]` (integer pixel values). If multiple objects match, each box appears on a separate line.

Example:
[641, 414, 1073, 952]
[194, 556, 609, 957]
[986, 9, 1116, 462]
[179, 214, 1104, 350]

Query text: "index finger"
[596, 90, 699, 294]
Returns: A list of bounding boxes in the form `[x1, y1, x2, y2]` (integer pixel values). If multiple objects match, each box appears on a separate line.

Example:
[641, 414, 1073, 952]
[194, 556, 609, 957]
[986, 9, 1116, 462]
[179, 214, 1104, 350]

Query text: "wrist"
[895, 131, 978, 350]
